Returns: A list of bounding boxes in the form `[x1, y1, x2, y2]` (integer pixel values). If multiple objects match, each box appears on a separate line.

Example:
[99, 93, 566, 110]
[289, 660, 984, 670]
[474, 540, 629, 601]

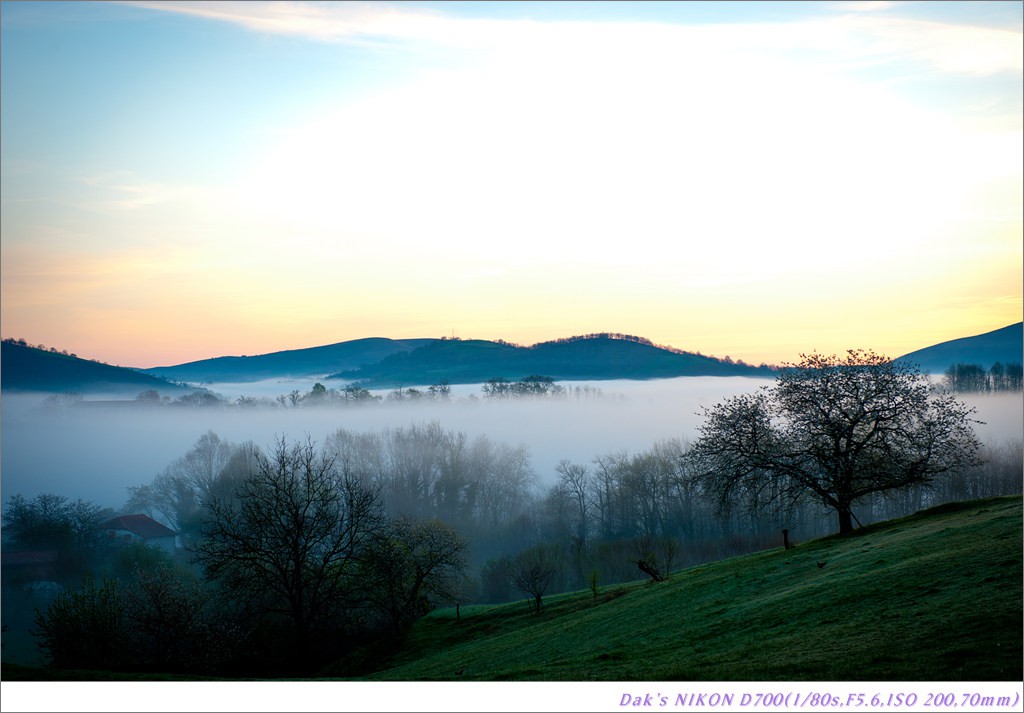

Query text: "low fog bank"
[958, 390, 1024, 441]
[2, 376, 1021, 511]
[1, 377, 766, 509]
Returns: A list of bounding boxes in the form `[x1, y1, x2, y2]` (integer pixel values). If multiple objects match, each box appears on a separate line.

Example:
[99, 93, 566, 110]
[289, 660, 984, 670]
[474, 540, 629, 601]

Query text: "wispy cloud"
[123, 0, 1023, 78]
[77, 171, 207, 212]
[839, 1, 899, 12]
[122, 1, 455, 43]
[843, 15, 1023, 75]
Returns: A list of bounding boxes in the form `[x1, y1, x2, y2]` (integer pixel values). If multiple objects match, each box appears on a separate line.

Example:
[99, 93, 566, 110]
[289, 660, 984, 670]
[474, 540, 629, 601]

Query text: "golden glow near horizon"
[1, 2, 1021, 368]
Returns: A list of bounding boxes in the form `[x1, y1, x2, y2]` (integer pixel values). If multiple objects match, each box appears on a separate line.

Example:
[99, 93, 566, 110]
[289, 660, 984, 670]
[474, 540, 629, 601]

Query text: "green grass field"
[366, 496, 1022, 681]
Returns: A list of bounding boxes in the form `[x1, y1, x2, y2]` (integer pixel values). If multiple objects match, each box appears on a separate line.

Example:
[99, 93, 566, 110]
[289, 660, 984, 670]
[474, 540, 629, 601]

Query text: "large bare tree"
[688, 350, 983, 535]
[193, 436, 383, 653]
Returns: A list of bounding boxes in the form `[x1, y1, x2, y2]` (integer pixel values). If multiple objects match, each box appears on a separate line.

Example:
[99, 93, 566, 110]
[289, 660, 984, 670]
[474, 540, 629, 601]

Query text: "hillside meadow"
[363, 496, 1022, 681]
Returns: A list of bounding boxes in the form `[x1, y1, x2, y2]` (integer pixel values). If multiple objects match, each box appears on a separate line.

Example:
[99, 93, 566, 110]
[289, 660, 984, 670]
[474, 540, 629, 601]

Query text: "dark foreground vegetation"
[2, 349, 1021, 679]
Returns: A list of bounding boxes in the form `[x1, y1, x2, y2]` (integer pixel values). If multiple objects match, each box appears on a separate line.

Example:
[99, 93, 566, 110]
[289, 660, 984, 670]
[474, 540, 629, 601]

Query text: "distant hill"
[330, 334, 776, 388]
[1, 341, 188, 396]
[895, 322, 1023, 374]
[138, 337, 434, 383]
[13, 323, 1020, 394]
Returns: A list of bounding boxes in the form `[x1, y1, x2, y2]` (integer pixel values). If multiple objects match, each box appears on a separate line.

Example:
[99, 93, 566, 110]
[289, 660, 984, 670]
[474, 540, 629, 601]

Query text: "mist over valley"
[3, 324, 1022, 511]
[2, 376, 772, 508]
[3, 375, 1021, 512]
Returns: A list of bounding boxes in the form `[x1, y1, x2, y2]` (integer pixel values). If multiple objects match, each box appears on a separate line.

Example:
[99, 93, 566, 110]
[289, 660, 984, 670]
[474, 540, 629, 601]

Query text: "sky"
[1, 0, 1021, 369]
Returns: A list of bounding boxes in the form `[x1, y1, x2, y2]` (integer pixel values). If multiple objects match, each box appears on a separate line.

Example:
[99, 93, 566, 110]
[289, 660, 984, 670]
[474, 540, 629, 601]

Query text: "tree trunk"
[837, 507, 854, 535]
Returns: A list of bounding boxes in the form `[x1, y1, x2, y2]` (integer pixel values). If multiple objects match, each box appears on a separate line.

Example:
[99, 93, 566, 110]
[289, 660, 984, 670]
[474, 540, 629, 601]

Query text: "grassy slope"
[369, 496, 1022, 681]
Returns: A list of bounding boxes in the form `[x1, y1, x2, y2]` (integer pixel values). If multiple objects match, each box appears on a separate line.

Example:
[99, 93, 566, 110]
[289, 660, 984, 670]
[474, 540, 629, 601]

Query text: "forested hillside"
[0, 340, 186, 395]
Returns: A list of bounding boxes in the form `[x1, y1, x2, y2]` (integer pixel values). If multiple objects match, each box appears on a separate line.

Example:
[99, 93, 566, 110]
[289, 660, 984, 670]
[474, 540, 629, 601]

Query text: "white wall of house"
[106, 529, 177, 555]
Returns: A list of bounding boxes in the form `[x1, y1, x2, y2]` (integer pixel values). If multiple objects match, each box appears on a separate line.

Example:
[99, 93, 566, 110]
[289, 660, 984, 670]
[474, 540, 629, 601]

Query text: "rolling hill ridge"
[329, 334, 774, 387]
[0, 341, 188, 396]
[139, 337, 433, 383]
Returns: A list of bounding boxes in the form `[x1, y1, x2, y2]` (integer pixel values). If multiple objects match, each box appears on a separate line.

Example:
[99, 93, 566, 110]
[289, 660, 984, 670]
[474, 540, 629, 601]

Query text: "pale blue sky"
[2, 1, 1021, 367]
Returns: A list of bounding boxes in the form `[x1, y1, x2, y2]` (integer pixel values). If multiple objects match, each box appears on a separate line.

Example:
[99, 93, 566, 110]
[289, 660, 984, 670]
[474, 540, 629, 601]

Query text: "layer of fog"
[2, 377, 1021, 511]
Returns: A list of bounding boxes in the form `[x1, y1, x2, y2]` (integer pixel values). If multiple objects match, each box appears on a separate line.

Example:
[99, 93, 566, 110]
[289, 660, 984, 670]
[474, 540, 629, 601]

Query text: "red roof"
[101, 514, 176, 539]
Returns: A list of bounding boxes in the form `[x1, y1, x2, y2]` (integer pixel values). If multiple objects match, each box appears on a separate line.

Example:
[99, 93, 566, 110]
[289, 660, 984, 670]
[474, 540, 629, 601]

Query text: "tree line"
[943, 362, 1023, 392]
[2, 337, 78, 359]
[43, 374, 605, 411]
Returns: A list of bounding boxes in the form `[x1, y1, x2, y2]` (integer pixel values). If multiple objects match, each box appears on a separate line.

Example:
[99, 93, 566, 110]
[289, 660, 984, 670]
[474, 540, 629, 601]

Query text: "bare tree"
[126, 432, 253, 548]
[509, 545, 559, 613]
[689, 350, 983, 535]
[555, 460, 591, 543]
[634, 535, 677, 582]
[193, 436, 383, 655]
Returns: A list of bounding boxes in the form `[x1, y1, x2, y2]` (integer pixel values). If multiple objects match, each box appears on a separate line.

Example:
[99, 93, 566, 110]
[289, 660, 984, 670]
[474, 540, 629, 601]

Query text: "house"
[100, 514, 177, 554]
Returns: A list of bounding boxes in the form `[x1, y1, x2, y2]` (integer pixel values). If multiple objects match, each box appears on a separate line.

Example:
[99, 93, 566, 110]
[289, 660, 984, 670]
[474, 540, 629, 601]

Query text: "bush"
[34, 576, 127, 671]
[34, 566, 224, 674]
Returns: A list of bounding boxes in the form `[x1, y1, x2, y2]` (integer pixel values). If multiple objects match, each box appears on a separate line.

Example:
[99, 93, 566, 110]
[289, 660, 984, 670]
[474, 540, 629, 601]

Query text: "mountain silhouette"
[895, 322, 1022, 374]
[1, 341, 187, 395]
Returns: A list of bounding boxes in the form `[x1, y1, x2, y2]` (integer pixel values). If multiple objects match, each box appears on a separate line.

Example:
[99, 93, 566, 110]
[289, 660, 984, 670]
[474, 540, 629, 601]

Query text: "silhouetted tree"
[341, 384, 377, 402]
[1007, 363, 1024, 390]
[944, 363, 988, 392]
[482, 377, 512, 398]
[2, 493, 113, 574]
[193, 436, 384, 659]
[634, 535, 676, 581]
[555, 460, 591, 544]
[512, 375, 562, 397]
[362, 517, 468, 636]
[2, 493, 73, 550]
[306, 382, 328, 403]
[427, 380, 452, 400]
[689, 350, 983, 535]
[509, 545, 559, 613]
